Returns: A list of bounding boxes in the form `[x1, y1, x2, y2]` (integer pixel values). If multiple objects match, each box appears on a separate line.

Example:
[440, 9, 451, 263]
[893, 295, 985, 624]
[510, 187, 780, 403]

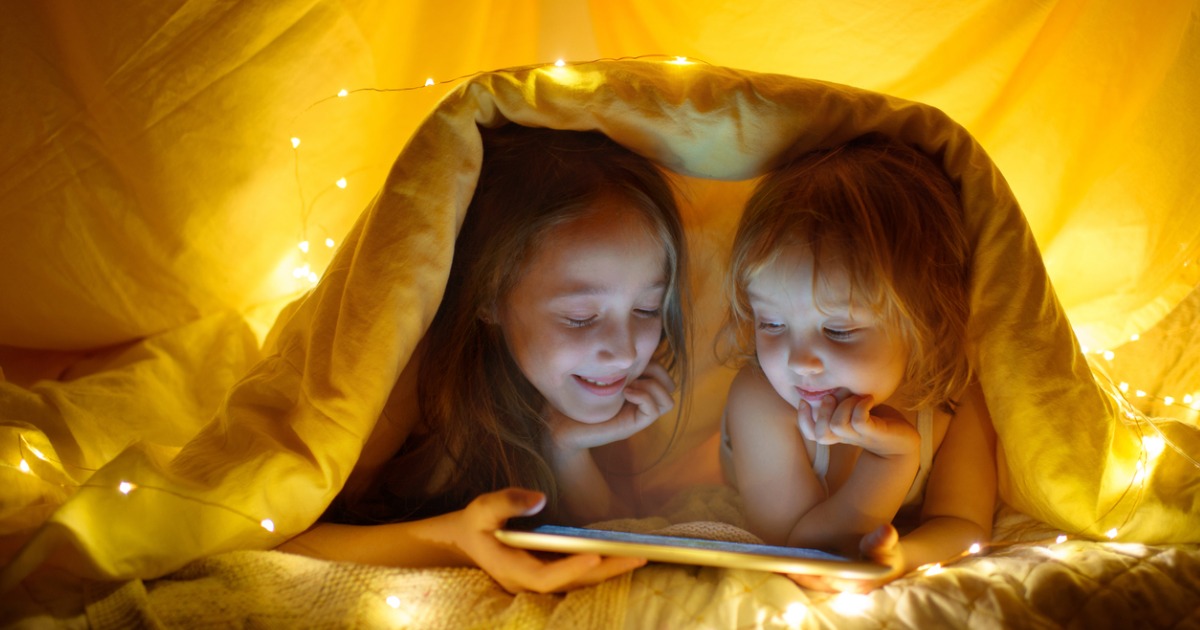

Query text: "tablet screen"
[495, 525, 889, 579]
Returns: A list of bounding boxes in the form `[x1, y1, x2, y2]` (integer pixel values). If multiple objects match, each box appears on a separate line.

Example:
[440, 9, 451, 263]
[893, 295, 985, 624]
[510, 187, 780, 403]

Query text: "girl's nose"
[788, 345, 823, 375]
[597, 318, 637, 367]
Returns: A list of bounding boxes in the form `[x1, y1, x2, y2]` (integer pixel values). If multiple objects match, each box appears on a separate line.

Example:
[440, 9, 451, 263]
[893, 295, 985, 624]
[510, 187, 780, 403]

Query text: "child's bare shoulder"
[726, 365, 793, 433]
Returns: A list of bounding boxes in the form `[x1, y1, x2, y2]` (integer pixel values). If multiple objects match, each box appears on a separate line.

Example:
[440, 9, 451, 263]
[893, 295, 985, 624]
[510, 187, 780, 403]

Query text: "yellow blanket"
[2, 58, 1198, 591]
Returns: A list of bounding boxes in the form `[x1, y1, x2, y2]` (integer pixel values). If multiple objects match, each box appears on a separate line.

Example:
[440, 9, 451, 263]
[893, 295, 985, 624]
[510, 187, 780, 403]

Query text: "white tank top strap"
[811, 443, 831, 494]
[901, 407, 936, 507]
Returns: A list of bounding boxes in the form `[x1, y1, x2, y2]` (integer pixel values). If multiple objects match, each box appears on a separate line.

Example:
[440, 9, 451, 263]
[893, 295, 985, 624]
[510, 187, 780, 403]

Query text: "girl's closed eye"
[564, 315, 597, 328]
[634, 306, 662, 319]
[757, 320, 786, 333]
[823, 327, 861, 341]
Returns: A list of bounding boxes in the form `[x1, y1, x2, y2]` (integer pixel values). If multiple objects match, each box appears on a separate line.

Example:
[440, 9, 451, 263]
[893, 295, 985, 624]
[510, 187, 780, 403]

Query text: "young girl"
[278, 124, 690, 594]
[721, 134, 997, 591]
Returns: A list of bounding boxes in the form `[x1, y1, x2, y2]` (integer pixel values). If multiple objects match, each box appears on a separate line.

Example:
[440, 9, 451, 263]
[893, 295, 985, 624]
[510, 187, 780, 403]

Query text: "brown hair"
[726, 134, 971, 412]
[341, 124, 689, 523]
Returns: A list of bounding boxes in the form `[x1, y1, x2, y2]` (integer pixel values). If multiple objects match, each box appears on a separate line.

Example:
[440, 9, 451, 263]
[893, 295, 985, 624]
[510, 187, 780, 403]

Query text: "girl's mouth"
[574, 374, 627, 396]
[796, 387, 838, 404]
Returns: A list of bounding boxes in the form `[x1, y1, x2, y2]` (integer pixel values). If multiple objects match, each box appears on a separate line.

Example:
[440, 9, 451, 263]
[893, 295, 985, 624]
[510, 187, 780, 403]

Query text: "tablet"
[495, 525, 889, 579]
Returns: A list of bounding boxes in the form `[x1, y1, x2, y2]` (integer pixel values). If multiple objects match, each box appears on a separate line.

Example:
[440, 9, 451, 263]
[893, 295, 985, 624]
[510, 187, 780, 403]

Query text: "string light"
[554, 59, 566, 67]
[325, 238, 335, 248]
[18, 459, 30, 473]
[424, 77, 434, 87]
[968, 543, 982, 554]
[1055, 535, 1068, 544]
[829, 593, 871, 616]
[298, 241, 309, 253]
[335, 177, 347, 189]
[782, 602, 808, 626]
[260, 519, 275, 532]
[923, 563, 944, 576]
[118, 481, 136, 495]
[386, 596, 401, 609]
[337, 89, 348, 97]
[1105, 528, 1119, 539]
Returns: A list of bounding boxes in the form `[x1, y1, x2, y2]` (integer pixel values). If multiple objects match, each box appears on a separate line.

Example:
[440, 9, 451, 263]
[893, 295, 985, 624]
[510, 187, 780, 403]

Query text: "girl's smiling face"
[498, 197, 667, 424]
[748, 247, 909, 411]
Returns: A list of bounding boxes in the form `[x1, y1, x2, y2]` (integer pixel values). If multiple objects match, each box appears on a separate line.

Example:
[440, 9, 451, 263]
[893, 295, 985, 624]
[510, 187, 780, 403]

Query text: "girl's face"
[498, 198, 668, 424]
[747, 247, 908, 411]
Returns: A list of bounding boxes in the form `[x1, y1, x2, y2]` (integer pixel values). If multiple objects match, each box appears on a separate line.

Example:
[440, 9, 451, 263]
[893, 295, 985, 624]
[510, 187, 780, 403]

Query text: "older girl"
[280, 124, 690, 594]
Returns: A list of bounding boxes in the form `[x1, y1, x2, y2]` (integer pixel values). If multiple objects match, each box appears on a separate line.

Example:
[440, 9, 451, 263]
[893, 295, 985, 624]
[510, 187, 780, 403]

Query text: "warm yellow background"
[2, 1, 1197, 354]
[1, 0, 1198, 584]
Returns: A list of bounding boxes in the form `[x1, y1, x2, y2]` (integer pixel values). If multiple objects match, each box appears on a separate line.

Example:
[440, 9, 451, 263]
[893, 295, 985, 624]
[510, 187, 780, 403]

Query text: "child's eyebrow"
[552, 280, 667, 299]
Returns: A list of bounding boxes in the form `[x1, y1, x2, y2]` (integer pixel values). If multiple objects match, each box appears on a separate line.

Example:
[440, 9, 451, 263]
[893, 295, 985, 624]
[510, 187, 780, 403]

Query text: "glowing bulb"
[386, 596, 400, 609]
[27, 445, 46, 461]
[968, 543, 982, 554]
[1055, 534, 1068, 544]
[424, 77, 434, 87]
[1130, 333, 1140, 341]
[1135, 390, 1146, 398]
[782, 602, 807, 626]
[1133, 460, 1147, 485]
[325, 238, 335, 248]
[291, 137, 301, 148]
[337, 89, 348, 97]
[1080, 344, 1090, 354]
[260, 519, 275, 532]
[1105, 528, 1119, 539]
[669, 56, 690, 64]
[829, 593, 871, 616]
[924, 563, 944, 576]
[118, 481, 136, 495]
[1164, 396, 1175, 406]
[1118, 382, 1129, 393]
[1184, 394, 1194, 404]
[555, 59, 566, 67]
[298, 241, 310, 253]
[336, 177, 347, 189]
[307, 272, 319, 284]
[18, 459, 30, 473]
[1103, 350, 1115, 361]
[1142, 435, 1166, 459]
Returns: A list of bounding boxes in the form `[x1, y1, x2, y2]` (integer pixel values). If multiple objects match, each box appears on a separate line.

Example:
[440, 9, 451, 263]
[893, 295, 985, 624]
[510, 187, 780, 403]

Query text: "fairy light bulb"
[555, 59, 566, 67]
[1136, 390, 1147, 398]
[325, 238, 335, 248]
[337, 89, 348, 97]
[1105, 528, 1119, 539]
[830, 593, 871, 615]
[307, 272, 318, 284]
[1055, 535, 1068, 544]
[1130, 333, 1140, 341]
[1103, 350, 1115, 361]
[386, 596, 401, 609]
[1142, 435, 1166, 459]
[1119, 382, 1130, 393]
[424, 77, 434, 87]
[260, 519, 275, 532]
[27, 445, 47, 461]
[968, 543, 982, 554]
[291, 137, 301, 149]
[1164, 396, 1175, 406]
[298, 241, 310, 253]
[18, 459, 30, 473]
[782, 602, 807, 626]
[336, 177, 347, 189]
[118, 481, 136, 495]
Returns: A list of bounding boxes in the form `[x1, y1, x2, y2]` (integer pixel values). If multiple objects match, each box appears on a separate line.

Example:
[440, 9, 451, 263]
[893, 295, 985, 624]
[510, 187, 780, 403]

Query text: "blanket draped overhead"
[2, 57, 1199, 587]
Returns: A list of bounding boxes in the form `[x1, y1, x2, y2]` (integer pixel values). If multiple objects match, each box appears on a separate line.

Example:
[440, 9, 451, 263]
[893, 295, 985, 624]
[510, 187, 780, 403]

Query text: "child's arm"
[727, 366, 920, 552]
[795, 381, 997, 591]
[881, 380, 997, 574]
[278, 488, 646, 594]
[544, 361, 676, 523]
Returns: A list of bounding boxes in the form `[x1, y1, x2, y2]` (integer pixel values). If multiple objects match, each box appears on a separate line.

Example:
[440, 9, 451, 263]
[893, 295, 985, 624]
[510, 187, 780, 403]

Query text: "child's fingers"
[639, 361, 676, 394]
[811, 395, 836, 444]
[796, 400, 816, 441]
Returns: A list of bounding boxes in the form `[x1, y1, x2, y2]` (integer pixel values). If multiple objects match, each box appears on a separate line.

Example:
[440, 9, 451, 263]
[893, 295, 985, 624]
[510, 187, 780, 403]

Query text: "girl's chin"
[557, 402, 624, 425]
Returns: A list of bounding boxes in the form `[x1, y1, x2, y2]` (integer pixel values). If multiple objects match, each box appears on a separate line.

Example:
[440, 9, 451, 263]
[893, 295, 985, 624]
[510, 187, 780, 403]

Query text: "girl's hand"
[786, 523, 906, 593]
[456, 488, 647, 594]
[797, 395, 918, 458]
[548, 361, 675, 452]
